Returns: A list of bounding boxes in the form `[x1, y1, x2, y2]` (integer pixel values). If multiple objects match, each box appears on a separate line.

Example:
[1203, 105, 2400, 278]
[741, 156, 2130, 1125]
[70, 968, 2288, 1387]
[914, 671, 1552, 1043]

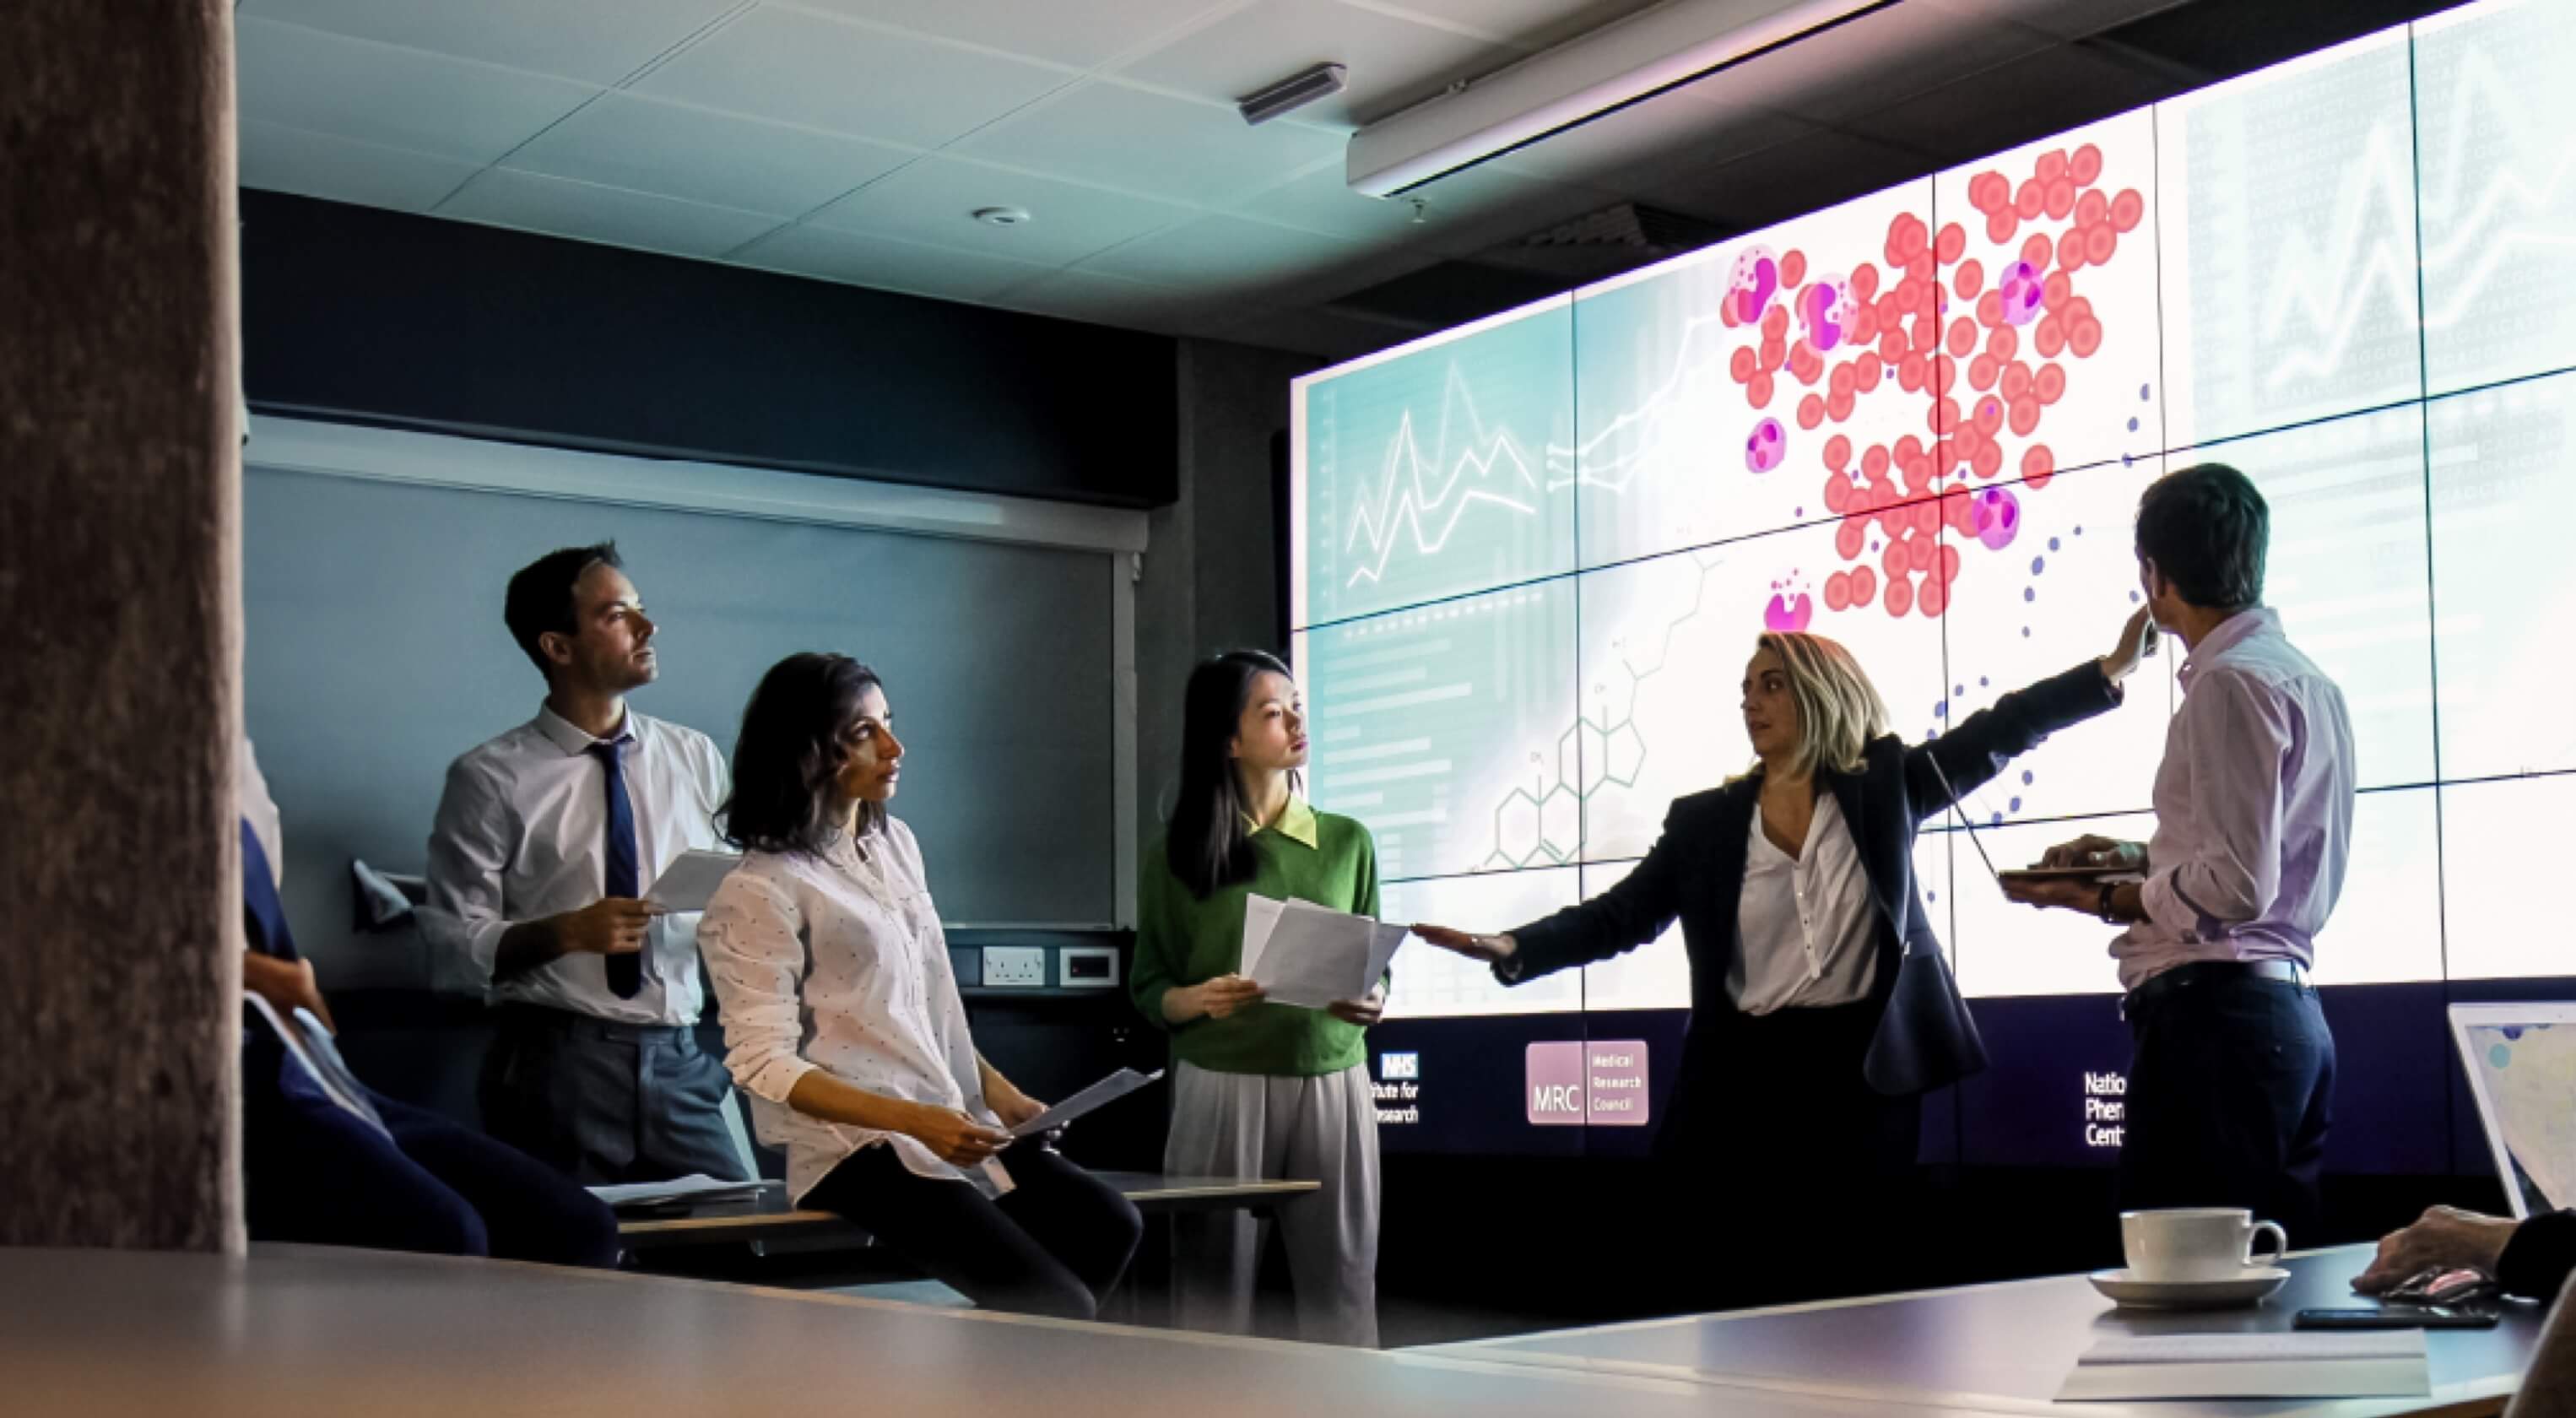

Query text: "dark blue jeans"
[244, 1034, 621, 1267]
[2118, 966, 2336, 1245]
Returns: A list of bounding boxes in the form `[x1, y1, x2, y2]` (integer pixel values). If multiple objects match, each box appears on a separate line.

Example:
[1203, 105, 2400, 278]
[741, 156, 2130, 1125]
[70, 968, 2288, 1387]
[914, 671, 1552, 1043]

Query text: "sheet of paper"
[1006, 1067, 1163, 1139]
[587, 1174, 777, 1209]
[2057, 1329, 2429, 1401]
[245, 993, 389, 1138]
[645, 849, 741, 912]
[1238, 893, 1405, 1009]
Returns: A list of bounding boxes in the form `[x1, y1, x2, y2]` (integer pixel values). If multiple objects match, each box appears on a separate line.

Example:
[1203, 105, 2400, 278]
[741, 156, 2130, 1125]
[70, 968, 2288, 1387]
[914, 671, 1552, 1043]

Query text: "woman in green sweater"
[1133, 649, 1384, 1347]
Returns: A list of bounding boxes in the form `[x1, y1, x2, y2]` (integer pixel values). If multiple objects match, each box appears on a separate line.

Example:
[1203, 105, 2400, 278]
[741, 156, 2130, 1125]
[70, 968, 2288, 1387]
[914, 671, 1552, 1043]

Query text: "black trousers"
[804, 1144, 1144, 1322]
[244, 1035, 620, 1267]
[479, 1004, 750, 1185]
[1657, 1000, 1924, 1312]
[2118, 966, 2336, 1245]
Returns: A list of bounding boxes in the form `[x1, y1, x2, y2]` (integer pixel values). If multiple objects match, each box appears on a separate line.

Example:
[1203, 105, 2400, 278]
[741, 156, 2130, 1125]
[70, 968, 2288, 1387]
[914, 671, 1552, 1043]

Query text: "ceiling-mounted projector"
[1238, 62, 1349, 126]
[1347, 0, 1884, 197]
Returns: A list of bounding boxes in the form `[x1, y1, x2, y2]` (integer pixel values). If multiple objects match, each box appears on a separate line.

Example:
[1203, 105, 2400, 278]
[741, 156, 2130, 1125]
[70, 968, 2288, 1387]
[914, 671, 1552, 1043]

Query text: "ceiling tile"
[1079, 213, 1361, 297]
[1841, 43, 2181, 167]
[778, 0, 1237, 70]
[806, 156, 1197, 266]
[955, 81, 1340, 204]
[1929, 0, 2194, 42]
[1211, 305, 1410, 360]
[236, 17, 600, 164]
[437, 168, 785, 257]
[1369, 0, 1668, 50]
[238, 119, 483, 212]
[731, 224, 1058, 300]
[238, 0, 744, 85]
[1687, 0, 2056, 126]
[505, 94, 917, 218]
[1121, 0, 1520, 129]
[991, 268, 1227, 331]
[632, 6, 1071, 149]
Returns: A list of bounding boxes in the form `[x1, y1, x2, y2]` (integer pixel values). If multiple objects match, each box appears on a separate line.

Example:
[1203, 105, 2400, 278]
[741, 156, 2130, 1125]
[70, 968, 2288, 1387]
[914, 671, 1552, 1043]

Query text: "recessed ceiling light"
[972, 207, 1033, 227]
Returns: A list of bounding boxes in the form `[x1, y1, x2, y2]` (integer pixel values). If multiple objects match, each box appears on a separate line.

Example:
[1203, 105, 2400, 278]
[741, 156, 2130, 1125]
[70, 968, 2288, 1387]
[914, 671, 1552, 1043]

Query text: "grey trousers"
[1164, 1060, 1380, 1347]
[479, 1005, 753, 1185]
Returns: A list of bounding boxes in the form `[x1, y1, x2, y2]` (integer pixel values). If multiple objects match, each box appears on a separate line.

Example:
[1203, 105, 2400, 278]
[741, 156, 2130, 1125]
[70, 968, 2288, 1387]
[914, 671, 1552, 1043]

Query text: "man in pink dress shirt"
[2005, 463, 2354, 1241]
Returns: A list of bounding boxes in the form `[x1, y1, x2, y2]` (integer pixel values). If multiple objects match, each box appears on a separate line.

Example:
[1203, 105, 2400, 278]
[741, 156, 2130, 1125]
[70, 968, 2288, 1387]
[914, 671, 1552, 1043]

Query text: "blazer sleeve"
[2499, 1210, 2576, 1303]
[1498, 798, 1702, 984]
[1905, 658, 2123, 820]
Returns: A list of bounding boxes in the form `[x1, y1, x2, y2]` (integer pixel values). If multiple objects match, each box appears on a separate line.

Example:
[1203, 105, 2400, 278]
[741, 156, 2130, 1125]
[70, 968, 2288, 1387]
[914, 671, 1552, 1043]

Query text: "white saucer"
[2088, 1266, 2292, 1309]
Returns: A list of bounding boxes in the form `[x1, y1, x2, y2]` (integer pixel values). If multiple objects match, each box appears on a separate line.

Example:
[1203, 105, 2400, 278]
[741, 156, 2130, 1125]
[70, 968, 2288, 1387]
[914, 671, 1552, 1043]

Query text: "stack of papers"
[587, 1175, 777, 1210]
[2057, 1330, 2430, 1401]
[1240, 894, 1407, 1009]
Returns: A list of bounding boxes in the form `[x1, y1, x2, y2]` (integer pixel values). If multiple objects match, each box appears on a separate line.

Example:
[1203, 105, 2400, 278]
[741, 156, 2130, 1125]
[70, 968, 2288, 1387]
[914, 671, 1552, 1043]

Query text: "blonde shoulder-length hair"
[1748, 631, 1891, 778]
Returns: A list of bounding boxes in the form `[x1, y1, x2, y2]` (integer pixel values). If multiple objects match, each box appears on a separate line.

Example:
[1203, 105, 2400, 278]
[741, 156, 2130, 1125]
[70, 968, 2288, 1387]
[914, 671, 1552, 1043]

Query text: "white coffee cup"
[2120, 1208, 2287, 1282]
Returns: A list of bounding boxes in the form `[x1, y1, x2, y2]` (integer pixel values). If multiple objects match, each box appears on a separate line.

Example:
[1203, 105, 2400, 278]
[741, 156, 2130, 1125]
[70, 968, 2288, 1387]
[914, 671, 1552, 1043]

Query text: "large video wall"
[1291, 0, 2576, 1172]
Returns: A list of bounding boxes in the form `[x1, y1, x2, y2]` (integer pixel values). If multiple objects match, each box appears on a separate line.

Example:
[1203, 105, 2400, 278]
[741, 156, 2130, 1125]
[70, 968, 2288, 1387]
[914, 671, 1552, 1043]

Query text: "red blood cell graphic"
[1837, 518, 1867, 560]
[1731, 346, 1757, 383]
[1851, 262, 1880, 300]
[2075, 189, 2109, 228]
[2022, 444, 2054, 483]
[1878, 327, 1908, 365]
[2086, 225, 2117, 266]
[1896, 434, 1925, 463]
[2070, 143, 2102, 186]
[1883, 539, 1910, 580]
[1826, 389, 1855, 422]
[1898, 355, 1926, 392]
[1855, 355, 1883, 392]
[2035, 362, 2067, 404]
[1946, 317, 1978, 358]
[1907, 252, 1935, 286]
[2016, 180, 2044, 219]
[1863, 444, 1891, 478]
[2069, 319, 2102, 359]
[1977, 290, 2005, 327]
[1968, 172, 2005, 212]
[1824, 475, 1849, 513]
[1969, 354, 1999, 391]
[1789, 344, 1821, 385]
[1761, 338, 1786, 371]
[1748, 372, 1774, 408]
[1935, 222, 1967, 264]
[2036, 149, 2067, 183]
[2059, 238, 2089, 273]
[1908, 533, 1939, 572]
[1986, 208, 2018, 245]
[1940, 543, 1962, 582]
[1763, 306, 1789, 340]
[1912, 312, 1941, 355]
[1973, 396, 2005, 436]
[1781, 248, 1809, 289]
[1987, 324, 2018, 362]
[2021, 232, 2054, 269]
[1886, 213, 1927, 266]
[1829, 363, 1856, 397]
[1850, 306, 1878, 345]
[1825, 571, 1852, 612]
[2009, 396, 2041, 436]
[1885, 576, 1914, 617]
[1954, 259, 1984, 300]
[1931, 397, 1962, 436]
[1851, 564, 1879, 606]
[2044, 179, 2076, 220]
[2000, 362, 2032, 402]
[2042, 271, 2071, 310]
[2109, 188, 2143, 232]
[1918, 576, 1946, 619]
[2035, 317, 2065, 359]
[1972, 440, 2004, 479]
[1823, 432, 1852, 471]
[1797, 394, 1826, 430]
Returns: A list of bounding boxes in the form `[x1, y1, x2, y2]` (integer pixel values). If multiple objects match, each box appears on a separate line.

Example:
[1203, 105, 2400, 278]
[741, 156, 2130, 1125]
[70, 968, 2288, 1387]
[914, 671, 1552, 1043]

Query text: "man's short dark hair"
[2135, 463, 2267, 613]
[504, 542, 621, 678]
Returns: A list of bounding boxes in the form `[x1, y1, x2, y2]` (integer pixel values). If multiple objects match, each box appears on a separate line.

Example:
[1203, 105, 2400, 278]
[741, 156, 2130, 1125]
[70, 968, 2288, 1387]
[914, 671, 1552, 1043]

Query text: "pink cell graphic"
[1745, 416, 1787, 472]
[1730, 245, 1781, 323]
[1972, 486, 2021, 550]
[1799, 275, 1854, 352]
[1765, 589, 1814, 632]
[1997, 260, 2045, 327]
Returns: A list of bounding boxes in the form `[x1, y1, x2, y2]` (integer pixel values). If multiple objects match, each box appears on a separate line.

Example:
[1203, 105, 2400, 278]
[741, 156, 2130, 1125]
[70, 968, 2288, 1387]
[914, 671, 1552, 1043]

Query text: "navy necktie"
[241, 818, 300, 962]
[589, 738, 644, 999]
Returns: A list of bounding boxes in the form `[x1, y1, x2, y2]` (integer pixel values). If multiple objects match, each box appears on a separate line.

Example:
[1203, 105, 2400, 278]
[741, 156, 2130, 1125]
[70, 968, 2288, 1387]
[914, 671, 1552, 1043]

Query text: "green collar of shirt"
[1240, 795, 1319, 851]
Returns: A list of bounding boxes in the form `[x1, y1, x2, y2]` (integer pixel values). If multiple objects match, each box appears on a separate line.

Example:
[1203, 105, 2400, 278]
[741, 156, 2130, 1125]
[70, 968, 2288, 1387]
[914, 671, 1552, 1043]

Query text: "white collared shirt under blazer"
[1730, 792, 1881, 1014]
[697, 819, 1011, 1203]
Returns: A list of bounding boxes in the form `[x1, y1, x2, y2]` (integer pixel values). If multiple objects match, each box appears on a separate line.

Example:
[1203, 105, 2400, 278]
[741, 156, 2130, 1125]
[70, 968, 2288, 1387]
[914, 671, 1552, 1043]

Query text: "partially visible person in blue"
[238, 737, 619, 1266]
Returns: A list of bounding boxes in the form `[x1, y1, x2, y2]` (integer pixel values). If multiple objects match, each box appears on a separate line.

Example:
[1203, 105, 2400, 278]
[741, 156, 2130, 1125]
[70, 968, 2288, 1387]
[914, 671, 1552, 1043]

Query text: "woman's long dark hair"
[721, 652, 888, 855]
[1166, 649, 1297, 900]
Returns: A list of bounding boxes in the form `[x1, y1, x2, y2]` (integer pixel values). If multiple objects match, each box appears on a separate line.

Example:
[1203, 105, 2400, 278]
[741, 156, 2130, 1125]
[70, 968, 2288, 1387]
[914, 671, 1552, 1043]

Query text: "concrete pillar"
[0, 1, 244, 1252]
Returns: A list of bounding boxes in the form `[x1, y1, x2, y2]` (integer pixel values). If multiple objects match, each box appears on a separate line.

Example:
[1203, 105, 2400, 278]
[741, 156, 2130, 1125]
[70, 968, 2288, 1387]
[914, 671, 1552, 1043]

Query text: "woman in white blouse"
[699, 652, 1142, 1319]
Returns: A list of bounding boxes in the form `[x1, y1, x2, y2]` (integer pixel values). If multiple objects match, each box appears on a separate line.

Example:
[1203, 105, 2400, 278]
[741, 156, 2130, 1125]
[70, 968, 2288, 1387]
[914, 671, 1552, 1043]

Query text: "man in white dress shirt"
[424, 542, 747, 1183]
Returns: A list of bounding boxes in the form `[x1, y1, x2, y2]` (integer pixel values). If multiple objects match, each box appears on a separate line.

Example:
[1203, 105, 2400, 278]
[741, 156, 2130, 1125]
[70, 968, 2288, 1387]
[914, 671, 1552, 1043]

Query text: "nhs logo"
[1379, 1052, 1419, 1081]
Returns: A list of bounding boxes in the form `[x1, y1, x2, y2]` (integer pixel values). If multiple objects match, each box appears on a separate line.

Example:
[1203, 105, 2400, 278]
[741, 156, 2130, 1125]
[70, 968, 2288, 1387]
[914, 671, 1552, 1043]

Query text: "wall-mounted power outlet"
[981, 945, 1047, 988]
